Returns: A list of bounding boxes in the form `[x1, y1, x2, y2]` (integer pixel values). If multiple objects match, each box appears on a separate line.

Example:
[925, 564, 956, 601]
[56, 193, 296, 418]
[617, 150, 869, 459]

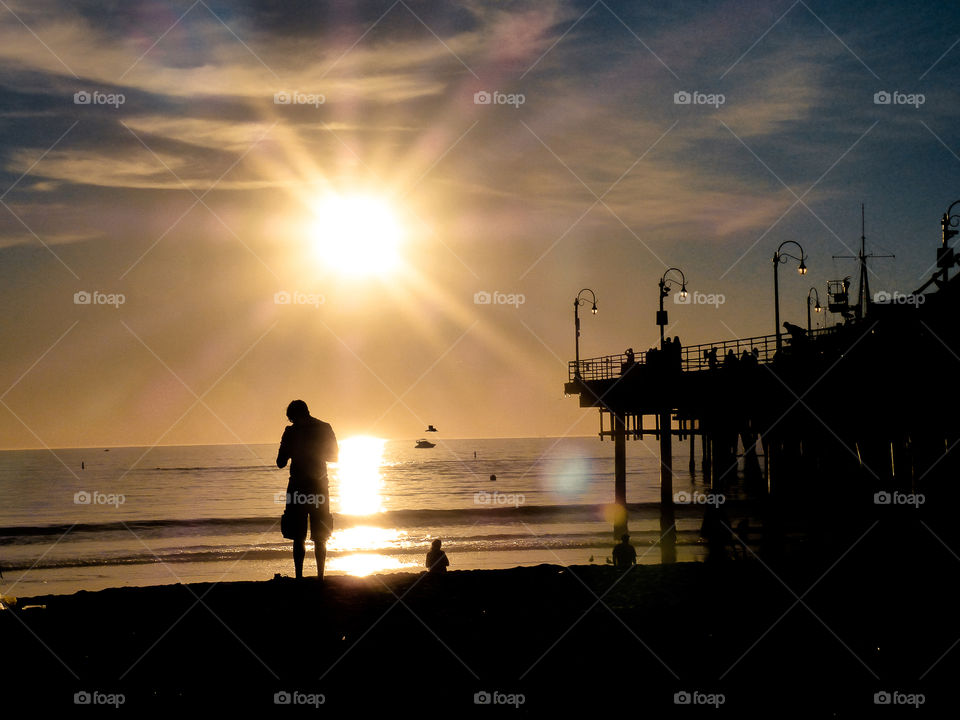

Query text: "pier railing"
[569, 327, 838, 381]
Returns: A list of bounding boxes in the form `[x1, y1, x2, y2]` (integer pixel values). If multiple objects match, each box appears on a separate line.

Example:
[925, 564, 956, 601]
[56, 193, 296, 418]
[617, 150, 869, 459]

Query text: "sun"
[309, 193, 403, 276]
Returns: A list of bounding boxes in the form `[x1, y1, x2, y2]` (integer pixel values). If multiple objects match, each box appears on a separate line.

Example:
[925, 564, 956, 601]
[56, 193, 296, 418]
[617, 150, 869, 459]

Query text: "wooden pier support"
[659, 408, 676, 564]
[613, 411, 627, 540]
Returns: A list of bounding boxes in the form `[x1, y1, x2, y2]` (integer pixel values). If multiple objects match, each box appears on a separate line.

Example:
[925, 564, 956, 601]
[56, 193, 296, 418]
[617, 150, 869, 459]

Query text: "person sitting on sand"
[277, 399, 339, 580]
[612, 534, 637, 570]
[426, 539, 449, 573]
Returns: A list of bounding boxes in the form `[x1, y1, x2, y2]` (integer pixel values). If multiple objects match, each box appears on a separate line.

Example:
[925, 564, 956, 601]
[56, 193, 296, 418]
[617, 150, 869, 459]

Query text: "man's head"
[431, 539, 442, 550]
[621, 533, 630, 543]
[286, 399, 310, 423]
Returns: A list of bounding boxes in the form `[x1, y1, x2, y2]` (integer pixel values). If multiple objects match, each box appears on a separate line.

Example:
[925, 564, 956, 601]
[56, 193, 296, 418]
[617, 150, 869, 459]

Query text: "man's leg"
[314, 541, 326, 580]
[293, 539, 305, 578]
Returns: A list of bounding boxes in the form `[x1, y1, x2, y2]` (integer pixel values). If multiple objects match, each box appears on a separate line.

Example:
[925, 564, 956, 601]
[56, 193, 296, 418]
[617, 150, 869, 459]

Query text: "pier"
[565, 203, 960, 559]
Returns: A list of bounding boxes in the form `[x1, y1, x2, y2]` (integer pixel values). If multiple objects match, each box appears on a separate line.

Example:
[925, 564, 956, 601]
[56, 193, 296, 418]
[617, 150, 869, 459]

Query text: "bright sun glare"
[331, 435, 387, 516]
[310, 194, 403, 276]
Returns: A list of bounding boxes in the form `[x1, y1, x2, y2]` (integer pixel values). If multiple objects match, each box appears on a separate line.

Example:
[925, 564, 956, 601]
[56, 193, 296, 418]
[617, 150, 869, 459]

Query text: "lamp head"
[591, 303, 598, 315]
[679, 284, 688, 301]
[797, 259, 807, 275]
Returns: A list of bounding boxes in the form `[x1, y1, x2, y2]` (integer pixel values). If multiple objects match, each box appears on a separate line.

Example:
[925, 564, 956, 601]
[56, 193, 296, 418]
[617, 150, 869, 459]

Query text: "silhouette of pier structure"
[565, 202, 960, 560]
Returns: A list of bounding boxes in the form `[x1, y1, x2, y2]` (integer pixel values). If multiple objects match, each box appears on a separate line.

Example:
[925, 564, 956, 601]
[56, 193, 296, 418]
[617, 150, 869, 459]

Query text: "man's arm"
[277, 427, 291, 469]
[325, 425, 339, 463]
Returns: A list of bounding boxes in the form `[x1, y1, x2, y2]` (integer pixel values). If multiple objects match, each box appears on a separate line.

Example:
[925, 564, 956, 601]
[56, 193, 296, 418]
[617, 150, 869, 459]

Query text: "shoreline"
[4, 532, 957, 714]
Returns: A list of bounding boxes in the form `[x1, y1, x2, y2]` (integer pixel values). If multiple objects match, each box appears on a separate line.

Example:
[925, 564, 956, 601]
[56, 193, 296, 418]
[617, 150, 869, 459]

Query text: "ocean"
[0, 436, 722, 597]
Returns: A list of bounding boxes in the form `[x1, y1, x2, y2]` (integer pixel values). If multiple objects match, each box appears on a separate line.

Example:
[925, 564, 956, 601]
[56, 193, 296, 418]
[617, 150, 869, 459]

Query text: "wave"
[0, 529, 708, 571]
[0, 501, 717, 543]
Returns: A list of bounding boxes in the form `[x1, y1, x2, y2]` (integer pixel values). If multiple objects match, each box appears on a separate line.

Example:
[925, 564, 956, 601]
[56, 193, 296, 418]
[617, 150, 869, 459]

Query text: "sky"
[1, 0, 959, 448]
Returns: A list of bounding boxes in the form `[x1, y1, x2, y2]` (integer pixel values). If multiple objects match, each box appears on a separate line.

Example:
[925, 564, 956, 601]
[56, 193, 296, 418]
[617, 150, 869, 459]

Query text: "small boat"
[426, 424, 438, 432]
[415, 439, 436, 448]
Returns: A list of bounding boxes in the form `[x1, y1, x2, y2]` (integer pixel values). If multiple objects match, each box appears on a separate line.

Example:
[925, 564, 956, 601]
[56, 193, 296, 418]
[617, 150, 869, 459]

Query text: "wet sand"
[3, 524, 957, 714]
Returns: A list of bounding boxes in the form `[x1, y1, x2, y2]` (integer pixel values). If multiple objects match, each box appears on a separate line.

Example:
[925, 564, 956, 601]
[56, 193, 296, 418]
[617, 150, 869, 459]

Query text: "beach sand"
[3, 523, 957, 715]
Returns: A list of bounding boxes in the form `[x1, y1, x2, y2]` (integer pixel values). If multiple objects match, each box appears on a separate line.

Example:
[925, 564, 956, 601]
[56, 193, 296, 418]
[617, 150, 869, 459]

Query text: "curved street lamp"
[658, 267, 688, 348]
[773, 240, 807, 351]
[573, 288, 598, 378]
[806, 287, 822, 333]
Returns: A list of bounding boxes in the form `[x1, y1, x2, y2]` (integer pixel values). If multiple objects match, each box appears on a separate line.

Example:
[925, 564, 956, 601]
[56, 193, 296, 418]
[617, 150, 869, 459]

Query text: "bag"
[280, 507, 296, 540]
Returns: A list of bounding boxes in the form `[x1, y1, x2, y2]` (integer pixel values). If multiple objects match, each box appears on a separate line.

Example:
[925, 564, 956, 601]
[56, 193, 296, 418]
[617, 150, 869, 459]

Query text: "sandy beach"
[4, 522, 956, 715]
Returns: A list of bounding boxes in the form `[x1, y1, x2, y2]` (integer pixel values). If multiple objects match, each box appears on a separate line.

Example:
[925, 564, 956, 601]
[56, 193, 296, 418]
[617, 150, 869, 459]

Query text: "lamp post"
[657, 268, 688, 347]
[573, 288, 597, 379]
[806, 287, 822, 333]
[773, 241, 807, 351]
[656, 268, 686, 566]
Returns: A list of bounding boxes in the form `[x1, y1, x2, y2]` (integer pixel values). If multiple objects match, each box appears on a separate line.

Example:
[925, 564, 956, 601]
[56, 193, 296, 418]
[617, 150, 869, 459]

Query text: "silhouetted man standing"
[277, 400, 338, 580]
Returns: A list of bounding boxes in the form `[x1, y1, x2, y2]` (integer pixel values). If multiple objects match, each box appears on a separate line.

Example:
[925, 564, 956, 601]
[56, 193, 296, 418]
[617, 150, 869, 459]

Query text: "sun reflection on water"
[327, 437, 421, 576]
[331, 435, 387, 516]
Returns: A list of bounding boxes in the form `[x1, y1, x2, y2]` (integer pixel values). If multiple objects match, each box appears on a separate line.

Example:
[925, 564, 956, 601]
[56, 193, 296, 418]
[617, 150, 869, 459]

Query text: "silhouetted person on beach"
[699, 493, 732, 563]
[612, 533, 637, 569]
[277, 399, 338, 580]
[426, 539, 449, 573]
